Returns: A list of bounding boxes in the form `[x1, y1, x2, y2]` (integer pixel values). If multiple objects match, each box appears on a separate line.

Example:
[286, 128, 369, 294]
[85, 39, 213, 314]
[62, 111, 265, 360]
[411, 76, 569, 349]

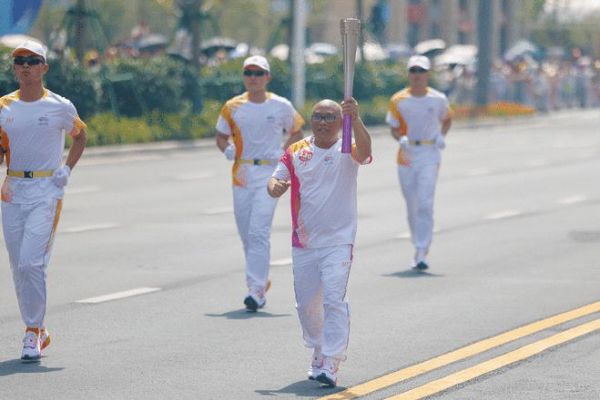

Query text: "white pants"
[2, 198, 62, 328]
[292, 245, 352, 361]
[233, 182, 278, 295]
[398, 159, 440, 254]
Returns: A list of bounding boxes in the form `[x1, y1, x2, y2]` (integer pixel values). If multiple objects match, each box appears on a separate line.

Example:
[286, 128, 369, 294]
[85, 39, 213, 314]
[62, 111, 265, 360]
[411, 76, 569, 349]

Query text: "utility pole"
[356, 0, 364, 61]
[177, 0, 202, 69]
[291, 0, 306, 108]
[75, 0, 86, 62]
[475, 0, 493, 110]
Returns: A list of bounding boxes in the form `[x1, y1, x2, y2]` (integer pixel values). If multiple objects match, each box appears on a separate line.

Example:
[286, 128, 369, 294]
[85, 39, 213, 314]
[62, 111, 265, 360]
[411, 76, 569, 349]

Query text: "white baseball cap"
[12, 40, 48, 60]
[243, 55, 270, 72]
[407, 55, 431, 71]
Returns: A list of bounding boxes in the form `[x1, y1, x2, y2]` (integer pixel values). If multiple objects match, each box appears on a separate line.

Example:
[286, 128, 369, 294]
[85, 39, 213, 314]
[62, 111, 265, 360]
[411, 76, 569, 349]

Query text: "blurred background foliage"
[0, 46, 408, 145]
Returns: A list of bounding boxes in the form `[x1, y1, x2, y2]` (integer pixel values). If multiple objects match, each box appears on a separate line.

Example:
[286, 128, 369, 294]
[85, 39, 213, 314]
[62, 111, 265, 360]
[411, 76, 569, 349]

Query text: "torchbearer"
[268, 97, 372, 388]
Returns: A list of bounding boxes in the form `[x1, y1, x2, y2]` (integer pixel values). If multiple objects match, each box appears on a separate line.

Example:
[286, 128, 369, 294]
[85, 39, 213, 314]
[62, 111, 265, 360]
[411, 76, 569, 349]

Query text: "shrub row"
[1, 47, 409, 120]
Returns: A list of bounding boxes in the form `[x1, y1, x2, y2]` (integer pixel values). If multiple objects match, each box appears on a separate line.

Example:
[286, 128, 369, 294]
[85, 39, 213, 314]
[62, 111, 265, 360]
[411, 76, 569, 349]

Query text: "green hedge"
[85, 100, 221, 146]
[1, 48, 410, 145]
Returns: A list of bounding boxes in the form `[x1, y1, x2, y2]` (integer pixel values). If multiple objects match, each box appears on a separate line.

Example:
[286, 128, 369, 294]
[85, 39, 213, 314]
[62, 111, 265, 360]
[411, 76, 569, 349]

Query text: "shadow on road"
[255, 379, 346, 397]
[383, 269, 444, 278]
[0, 358, 64, 376]
[205, 309, 292, 319]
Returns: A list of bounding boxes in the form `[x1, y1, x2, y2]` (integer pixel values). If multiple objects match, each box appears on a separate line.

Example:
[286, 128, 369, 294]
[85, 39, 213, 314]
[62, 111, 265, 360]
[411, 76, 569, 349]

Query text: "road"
[1, 109, 599, 399]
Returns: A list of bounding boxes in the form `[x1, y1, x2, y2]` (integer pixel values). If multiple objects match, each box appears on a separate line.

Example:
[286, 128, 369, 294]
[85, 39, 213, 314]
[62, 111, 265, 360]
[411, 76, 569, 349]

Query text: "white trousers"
[233, 183, 278, 294]
[2, 198, 62, 328]
[292, 245, 352, 361]
[397, 160, 440, 253]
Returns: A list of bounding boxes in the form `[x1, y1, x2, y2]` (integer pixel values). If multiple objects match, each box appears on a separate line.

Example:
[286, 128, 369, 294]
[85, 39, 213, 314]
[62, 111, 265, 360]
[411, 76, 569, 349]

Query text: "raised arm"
[342, 98, 371, 163]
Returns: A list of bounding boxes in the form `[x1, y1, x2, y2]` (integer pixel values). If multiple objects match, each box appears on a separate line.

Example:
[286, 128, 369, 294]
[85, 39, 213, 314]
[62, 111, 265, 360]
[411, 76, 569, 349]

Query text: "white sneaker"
[244, 281, 271, 312]
[316, 357, 340, 387]
[40, 328, 51, 351]
[307, 349, 324, 380]
[21, 331, 41, 361]
[244, 292, 266, 312]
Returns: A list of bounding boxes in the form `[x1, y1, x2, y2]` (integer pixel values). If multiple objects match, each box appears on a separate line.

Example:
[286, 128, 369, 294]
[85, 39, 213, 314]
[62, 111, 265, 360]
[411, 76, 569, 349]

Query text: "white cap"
[12, 40, 47, 60]
[407, 55, 431, 71]
[243, 55, 270, 72]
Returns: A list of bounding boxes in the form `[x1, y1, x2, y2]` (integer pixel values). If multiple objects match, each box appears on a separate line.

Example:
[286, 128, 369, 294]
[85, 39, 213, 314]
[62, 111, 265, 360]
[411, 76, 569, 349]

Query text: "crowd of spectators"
[436, 52, 600, 111]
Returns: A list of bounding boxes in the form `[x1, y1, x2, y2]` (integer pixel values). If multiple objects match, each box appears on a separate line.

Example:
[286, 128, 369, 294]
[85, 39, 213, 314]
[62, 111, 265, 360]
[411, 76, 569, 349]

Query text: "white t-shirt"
[216, 92, 304, 187]
[385, 87, 452, 165]
[0, 89, 86, 203]
[273, 136, 371, 249]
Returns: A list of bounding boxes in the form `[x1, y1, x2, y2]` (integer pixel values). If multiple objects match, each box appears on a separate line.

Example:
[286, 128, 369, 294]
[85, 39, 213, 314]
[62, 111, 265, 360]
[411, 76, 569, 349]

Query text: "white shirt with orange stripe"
[0, 89, 86, 204]
[385, 87, 451, 164]
[273, 136, 371, 249]
[216, 92, 304, 187]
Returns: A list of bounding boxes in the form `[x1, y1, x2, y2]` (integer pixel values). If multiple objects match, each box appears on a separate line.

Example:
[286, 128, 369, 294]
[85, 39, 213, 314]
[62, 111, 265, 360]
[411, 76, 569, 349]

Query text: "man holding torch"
[267, 98, 371, 387]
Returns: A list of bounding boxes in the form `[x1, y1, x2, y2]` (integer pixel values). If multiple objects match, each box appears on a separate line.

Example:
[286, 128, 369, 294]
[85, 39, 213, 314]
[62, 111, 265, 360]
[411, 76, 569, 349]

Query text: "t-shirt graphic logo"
[298, 148, 313, 166]
[323, 155, 334, 165]
[38, 116, 49, 126]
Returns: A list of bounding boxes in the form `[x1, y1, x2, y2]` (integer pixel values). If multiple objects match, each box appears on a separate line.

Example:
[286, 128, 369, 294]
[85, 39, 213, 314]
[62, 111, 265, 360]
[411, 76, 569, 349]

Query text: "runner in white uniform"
[215, 55, 304, 311]
[268, 99, 372, 388]
[385, 55, 452, 271]
[0, 40, 87, 361]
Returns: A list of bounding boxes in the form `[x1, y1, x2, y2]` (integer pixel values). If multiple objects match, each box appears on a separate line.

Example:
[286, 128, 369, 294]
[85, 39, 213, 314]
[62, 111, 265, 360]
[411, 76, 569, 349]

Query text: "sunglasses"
[243, 70, 267, 77]
[409, 67, 428, 74]
[14, 56, 45, 66]
[311, 113, 337, 122]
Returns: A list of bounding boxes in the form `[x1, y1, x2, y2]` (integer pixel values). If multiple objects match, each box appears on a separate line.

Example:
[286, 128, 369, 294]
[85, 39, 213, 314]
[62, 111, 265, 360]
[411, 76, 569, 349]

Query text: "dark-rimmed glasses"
[311, 113, 337, 122]
[409, 67, 428, 74]
[13, 56, 45, 66]
[243, 70, 267, 77]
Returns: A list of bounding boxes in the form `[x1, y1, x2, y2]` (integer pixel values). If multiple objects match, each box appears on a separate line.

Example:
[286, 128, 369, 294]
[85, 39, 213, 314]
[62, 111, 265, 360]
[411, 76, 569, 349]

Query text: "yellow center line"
[386, 318, 600, 400]
[319, 301, 600, 400]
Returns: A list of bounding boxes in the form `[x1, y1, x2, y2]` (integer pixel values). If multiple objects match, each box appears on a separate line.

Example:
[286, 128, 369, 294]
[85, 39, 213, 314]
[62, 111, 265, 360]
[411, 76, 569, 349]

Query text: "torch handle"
[342, 114, 352, 153]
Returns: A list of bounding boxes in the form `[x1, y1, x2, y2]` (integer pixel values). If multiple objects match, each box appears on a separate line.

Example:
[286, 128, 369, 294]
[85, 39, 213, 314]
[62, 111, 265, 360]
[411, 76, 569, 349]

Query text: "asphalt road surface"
[1, 109, 599, 400]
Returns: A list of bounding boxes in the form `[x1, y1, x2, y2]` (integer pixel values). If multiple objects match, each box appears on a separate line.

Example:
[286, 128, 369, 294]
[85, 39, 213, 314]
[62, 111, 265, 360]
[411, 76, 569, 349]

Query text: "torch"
[340, 18, 360, 153]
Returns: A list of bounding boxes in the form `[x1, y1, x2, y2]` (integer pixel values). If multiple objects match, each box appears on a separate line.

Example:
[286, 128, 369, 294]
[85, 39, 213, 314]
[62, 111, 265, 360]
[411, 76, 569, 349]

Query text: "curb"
[81, 112, 549, 158]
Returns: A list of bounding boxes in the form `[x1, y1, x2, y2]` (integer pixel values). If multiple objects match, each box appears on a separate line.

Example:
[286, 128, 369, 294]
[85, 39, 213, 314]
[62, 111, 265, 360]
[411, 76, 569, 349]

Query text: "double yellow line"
[320, 300, 600, 400]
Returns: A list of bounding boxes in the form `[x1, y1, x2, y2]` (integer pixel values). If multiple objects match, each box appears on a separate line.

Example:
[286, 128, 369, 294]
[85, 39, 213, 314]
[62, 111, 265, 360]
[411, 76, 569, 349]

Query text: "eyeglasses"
[409, 67, 428, 74]
[311, 113, 337, 122]
[13, 56, 45, 66]
[243, 70, 267, 77]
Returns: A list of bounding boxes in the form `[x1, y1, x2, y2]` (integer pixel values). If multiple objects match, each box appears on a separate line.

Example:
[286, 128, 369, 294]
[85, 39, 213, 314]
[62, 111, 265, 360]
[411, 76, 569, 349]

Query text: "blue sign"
[0, 0, 43, 36]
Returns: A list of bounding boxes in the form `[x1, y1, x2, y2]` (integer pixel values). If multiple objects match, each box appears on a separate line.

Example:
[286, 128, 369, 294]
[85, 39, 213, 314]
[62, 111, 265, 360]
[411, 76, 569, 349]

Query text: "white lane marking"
[558, 195, 586, 205]
[467, 168, 492, 177]
[175, 172, 215, 181]
[484, 210, 522, 220]
[395, 227, 439, 240]
[76, 287, 161, 304]
[66, 186, 101, 195]
[203, 206, 233, 215]
[61, 223, 120, 233]
[271, 257, 292, 266]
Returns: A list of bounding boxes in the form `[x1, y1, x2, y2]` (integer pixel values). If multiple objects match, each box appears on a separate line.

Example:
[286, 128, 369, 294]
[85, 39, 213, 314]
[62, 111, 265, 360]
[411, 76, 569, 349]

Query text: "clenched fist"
[268, 178, 290, 198]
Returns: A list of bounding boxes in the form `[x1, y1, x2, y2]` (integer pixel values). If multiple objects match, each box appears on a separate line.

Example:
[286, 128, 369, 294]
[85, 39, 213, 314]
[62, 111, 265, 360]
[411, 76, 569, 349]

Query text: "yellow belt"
[409, 139, 435, 146]
[7, 169, 54, 178]
[237, 159, 277, 166]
